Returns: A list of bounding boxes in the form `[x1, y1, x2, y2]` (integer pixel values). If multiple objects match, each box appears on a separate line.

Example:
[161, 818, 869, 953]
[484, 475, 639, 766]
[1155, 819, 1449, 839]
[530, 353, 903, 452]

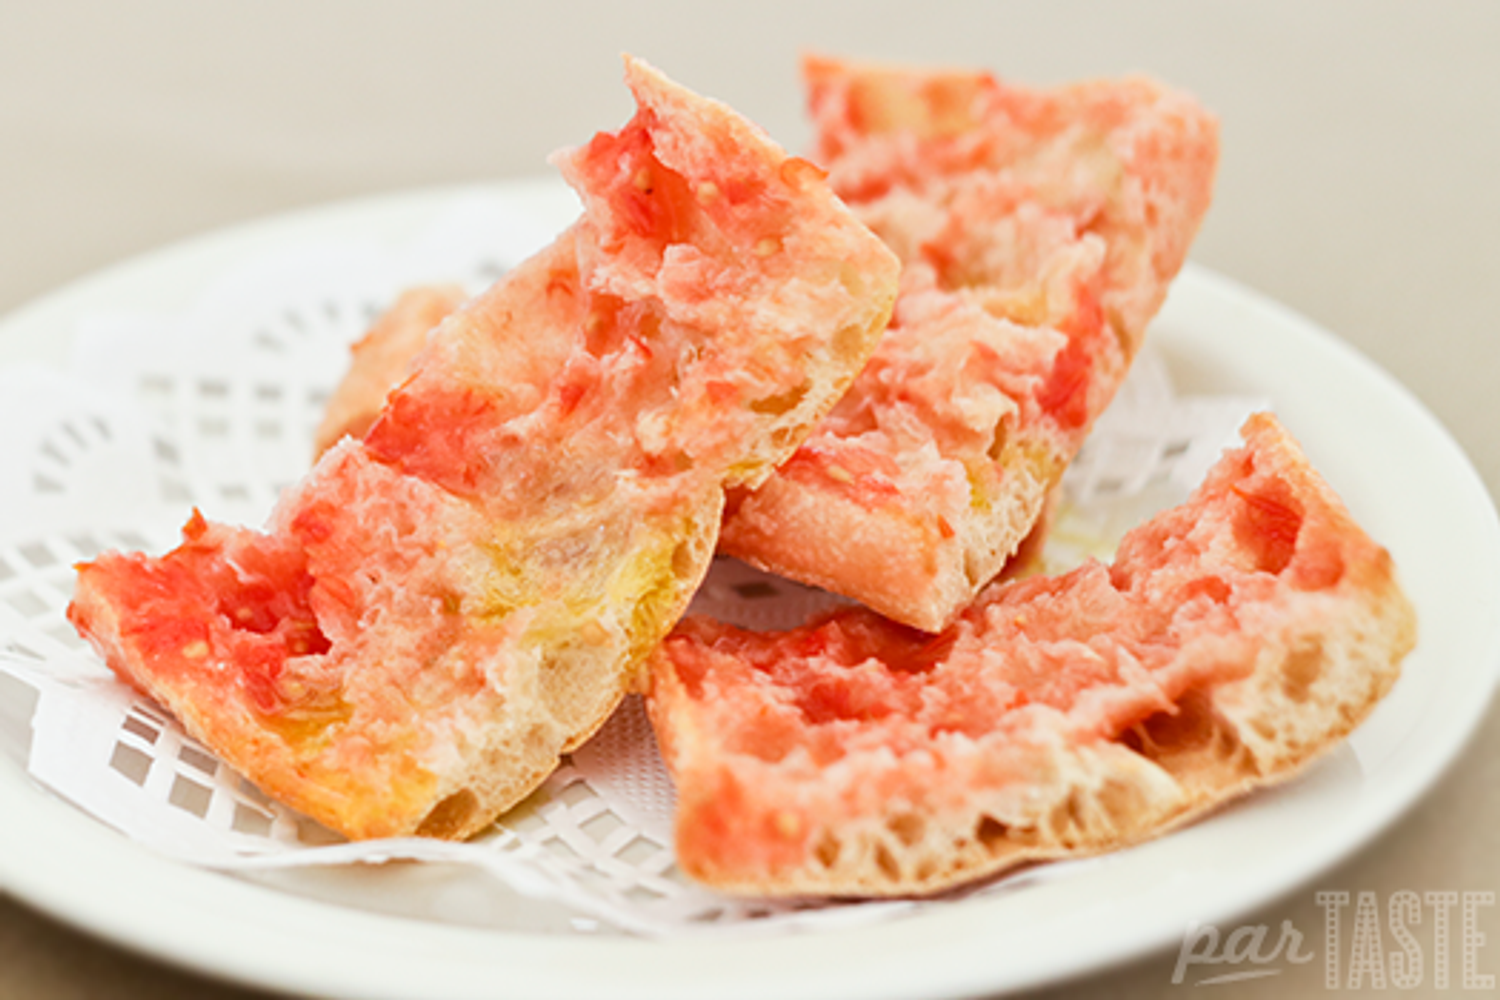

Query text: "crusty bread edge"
[720, 433, 1060, 634]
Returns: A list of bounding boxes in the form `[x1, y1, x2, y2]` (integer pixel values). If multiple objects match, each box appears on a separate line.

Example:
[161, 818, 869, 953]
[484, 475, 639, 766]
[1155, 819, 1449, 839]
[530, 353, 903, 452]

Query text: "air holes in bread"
[813, 831, 841, 868]
[1280, 639, 1324, 703]
[888, 811, 925, 847]
[874, 841, 900, 881]
[974, 813, 1009, 850]
[749, 383, 809, 417]
[986, 424, 1008, 463]
[416, 788, 480, 838]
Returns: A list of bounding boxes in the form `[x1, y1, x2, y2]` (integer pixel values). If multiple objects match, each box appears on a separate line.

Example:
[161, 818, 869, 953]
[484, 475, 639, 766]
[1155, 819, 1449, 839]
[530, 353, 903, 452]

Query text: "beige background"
[1, 1, 1497, 997]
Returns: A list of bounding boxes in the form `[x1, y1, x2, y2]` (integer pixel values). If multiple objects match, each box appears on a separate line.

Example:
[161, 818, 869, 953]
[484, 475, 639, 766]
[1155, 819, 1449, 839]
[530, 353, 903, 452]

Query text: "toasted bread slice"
[648, 414, 1415, 896]
[719, 56, 1220, 631]
[68, 56, 899, 841]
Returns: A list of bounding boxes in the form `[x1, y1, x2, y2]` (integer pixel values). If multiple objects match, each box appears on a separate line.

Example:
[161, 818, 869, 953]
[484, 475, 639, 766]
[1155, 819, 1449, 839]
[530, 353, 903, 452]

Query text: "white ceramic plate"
[1, 182, 1496, 1000]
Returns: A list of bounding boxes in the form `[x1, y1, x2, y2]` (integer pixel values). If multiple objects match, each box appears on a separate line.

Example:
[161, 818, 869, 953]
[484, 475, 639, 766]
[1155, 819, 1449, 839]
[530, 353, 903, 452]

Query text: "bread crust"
[648, 415, 1416, 896]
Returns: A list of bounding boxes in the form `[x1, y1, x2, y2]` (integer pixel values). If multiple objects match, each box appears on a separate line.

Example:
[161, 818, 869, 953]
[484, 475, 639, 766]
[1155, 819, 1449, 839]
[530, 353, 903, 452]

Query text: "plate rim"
[1, 179, 1497, 1000]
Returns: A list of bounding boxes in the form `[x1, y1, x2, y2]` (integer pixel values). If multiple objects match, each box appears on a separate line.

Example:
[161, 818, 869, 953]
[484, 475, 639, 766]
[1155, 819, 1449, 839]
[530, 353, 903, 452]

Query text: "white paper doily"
[0, 189, 1266, 938]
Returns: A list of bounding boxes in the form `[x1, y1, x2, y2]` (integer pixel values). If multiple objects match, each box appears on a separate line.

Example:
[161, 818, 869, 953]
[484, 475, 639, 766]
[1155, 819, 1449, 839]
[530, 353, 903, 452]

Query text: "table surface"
[2, 2, 1497, 997]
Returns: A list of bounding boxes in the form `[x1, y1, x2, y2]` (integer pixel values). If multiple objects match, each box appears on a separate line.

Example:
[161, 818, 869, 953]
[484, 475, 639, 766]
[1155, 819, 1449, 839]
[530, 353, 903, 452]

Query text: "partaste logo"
[1172, 891, 1496, 989]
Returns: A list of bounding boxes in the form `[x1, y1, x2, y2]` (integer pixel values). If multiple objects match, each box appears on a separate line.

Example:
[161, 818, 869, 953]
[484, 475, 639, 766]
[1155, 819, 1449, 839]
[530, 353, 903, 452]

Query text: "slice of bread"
[648, 414, 1415, 896]
[719, 56, 1220, 632]
[68, 56, 899, 842]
